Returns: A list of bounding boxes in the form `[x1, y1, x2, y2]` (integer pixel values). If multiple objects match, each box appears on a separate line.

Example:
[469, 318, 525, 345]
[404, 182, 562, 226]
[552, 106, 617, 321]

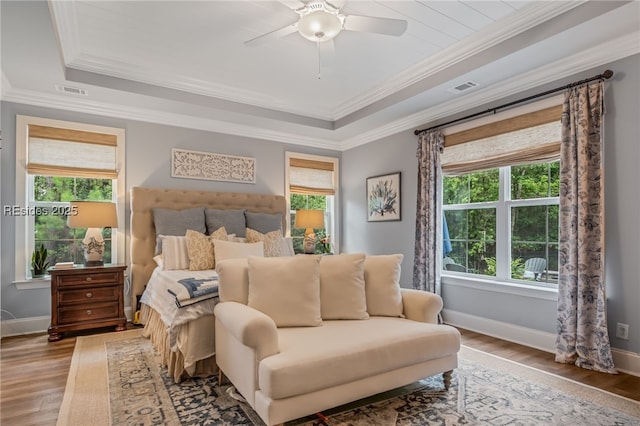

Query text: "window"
[285, 152, 339, 254]
[14, 116, 125, 281]
[440, 99, 561, 286]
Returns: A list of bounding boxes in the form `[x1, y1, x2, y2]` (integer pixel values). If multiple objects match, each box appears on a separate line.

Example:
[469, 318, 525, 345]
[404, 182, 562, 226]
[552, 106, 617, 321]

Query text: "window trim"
[14, 115, 126, 284]
[285, 151, 339, 253]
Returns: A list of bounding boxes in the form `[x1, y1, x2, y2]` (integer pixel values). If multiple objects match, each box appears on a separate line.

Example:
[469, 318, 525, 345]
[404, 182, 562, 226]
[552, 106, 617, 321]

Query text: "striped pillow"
[158, 235, 189, 270]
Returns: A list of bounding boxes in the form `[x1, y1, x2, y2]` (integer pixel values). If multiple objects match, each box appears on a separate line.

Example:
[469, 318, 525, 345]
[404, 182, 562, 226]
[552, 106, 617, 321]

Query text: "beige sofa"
[214, 253, 461, 426]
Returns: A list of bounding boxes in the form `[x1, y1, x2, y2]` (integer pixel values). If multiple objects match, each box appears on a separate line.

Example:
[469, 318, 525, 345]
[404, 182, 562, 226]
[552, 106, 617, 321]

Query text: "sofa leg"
[443, 370, 453, 390]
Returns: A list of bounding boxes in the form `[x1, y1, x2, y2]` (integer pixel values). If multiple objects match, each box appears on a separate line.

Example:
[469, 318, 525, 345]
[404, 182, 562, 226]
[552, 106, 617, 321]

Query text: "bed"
[130, 186, 287, 382]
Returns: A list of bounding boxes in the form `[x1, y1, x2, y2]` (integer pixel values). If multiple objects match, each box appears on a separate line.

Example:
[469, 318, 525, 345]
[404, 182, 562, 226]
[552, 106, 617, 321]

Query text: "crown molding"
[0, 87, 343, 151]
[340, 32, 640, 151]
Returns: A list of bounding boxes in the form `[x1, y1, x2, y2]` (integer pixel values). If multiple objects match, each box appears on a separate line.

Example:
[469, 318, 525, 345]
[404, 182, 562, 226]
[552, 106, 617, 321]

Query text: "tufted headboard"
[130, 186, 287, 309]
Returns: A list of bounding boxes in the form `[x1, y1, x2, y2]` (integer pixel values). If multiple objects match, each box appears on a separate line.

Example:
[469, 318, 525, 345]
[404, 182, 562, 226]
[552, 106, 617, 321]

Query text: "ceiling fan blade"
[342, 14, 407, 36]
[244, 22, 298, 47]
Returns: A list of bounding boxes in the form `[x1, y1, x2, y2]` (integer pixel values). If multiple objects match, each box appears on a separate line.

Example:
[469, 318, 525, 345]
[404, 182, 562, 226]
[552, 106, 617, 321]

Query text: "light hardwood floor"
[1, 326, 638, 426]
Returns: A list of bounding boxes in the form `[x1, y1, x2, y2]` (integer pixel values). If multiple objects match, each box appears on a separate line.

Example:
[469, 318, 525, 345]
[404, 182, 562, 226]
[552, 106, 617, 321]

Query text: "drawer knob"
[86, 310, 92, 315]
[86, 276, 92, 281]
[86, 292, 93, 298]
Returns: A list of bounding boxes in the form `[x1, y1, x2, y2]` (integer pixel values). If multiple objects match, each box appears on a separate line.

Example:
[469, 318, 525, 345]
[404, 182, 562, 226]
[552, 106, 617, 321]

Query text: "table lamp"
[294, 209, 324, 254]
[67, 201, 118, 266]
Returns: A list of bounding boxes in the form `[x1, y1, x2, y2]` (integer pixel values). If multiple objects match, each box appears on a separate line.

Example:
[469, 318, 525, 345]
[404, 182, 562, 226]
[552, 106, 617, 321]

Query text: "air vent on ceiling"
[55, 84, 88, 96]
[448, 80, 480, 94]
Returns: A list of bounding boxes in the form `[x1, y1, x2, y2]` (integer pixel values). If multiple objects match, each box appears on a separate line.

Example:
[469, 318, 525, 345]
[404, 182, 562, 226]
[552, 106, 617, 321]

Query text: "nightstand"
[48, 264, 127, 342]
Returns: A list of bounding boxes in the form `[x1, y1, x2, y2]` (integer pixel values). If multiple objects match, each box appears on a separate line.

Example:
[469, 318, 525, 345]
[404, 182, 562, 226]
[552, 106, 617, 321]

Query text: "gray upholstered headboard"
[129, 186, 287, 309]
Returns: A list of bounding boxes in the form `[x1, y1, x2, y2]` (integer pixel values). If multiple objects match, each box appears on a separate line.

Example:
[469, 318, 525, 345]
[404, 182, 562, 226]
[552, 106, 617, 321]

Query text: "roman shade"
[26, 124, 118, 178]
[289, 158, 335, 195]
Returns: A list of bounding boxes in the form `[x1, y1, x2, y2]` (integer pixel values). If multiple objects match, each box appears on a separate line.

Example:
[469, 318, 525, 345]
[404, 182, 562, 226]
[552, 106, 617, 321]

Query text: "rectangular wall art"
[171, 148, 256, 183]
[367, 172, 401, 222]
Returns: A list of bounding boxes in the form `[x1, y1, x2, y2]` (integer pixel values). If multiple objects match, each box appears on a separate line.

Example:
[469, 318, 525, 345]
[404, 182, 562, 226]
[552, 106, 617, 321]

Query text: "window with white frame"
[441, 101, 561, 286]
[285, 152, 339, 254]
[14, 115, 125, 281]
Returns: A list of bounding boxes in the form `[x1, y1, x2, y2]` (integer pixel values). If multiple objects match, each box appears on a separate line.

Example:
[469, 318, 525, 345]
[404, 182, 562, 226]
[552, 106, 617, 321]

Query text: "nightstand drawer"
[58, 286, 119, 305]
[57, 272, 120, 287]
[58, 302, 120, 324]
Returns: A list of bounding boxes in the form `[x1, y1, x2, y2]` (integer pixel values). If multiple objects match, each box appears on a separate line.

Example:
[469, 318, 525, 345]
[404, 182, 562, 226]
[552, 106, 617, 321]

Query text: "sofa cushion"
[248, 256, 322, 327]
[216, 258, 250, 304]
[319, 253, 369, 320]
[364, 254, 404, 317]
[258, 318, 461, 399]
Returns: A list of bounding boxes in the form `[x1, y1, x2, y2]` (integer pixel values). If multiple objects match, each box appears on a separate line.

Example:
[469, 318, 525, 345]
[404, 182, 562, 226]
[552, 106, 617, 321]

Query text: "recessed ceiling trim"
[47, 0, 81, 66]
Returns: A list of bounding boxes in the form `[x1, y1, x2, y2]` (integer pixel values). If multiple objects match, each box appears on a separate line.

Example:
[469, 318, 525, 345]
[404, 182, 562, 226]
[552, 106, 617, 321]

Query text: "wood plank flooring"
[1, 326, 638, 426]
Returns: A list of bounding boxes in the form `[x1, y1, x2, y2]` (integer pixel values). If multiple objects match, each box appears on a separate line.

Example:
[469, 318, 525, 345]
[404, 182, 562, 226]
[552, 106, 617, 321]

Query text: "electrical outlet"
[616, 323, 629, 340]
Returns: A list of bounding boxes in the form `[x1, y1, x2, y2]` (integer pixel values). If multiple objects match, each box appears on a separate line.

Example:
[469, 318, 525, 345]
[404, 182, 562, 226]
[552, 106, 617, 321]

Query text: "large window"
[15, 115, 125, 282]
[285, 152, 339, 254]
[443, 161, 559, 284]
[440, 99, 562, 286]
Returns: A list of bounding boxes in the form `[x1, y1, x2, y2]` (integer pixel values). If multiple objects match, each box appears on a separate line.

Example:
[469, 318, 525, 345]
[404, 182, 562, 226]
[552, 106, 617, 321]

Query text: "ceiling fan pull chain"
[317, 41, 321, 80]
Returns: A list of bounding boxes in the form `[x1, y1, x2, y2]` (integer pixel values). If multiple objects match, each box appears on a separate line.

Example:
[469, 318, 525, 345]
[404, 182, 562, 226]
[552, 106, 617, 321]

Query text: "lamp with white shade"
[67, 201, 118, 266]
[294, 209, 325, 254]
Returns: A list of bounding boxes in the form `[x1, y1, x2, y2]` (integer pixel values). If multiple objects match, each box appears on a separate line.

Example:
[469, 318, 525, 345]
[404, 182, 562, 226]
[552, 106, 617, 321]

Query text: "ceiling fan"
[244, 0, 408, 47]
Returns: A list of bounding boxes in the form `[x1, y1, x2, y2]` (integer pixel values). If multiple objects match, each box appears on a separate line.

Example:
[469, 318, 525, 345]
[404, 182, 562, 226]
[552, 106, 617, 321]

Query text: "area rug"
[57, 329, 640, 426]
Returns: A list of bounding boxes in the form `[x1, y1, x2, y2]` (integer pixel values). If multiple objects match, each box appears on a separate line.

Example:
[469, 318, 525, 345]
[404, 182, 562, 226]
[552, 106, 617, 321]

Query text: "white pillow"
[153, 254, 164, 270]
[364, 254, 404, 317]
[319, 253, 369, 320]
[158, 235, 189, 270]
[248, 256, 322, 327]
[280, 237, 295, 257]
[213, 240, 264, 263]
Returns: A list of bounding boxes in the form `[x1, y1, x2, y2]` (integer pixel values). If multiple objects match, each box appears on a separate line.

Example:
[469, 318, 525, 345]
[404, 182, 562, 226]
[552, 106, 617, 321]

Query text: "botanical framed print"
[367, 172, 401, 222]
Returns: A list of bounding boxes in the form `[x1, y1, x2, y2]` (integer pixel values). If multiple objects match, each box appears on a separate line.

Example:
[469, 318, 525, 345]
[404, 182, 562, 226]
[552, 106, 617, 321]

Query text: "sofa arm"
[214, 302, 279, 359]
[401, 288, 443, 324]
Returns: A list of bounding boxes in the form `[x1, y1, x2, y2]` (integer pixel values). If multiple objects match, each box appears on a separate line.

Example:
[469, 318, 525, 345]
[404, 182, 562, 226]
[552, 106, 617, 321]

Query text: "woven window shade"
[27, 125, 118, 178]
[442, 106, 561, 176]
[290, 158, 335, 195]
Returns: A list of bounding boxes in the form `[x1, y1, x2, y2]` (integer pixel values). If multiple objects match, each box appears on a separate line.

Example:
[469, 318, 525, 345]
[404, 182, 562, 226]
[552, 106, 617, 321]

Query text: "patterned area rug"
[103, 334, 640, 426]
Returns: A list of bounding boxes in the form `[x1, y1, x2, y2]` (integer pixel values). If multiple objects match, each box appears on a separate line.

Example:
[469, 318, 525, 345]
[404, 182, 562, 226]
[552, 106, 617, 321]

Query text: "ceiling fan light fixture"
[298, 10, 342, 42]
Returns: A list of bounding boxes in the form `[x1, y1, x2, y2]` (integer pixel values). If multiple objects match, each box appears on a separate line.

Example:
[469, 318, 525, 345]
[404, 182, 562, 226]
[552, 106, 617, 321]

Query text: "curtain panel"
[413, 130, 444, 296]
[555, 80, 617, 374]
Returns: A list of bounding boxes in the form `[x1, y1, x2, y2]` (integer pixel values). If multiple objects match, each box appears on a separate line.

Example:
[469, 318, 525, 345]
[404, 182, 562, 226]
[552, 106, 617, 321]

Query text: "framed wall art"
[171, 148, 256, 183]
[366, 172, 401, 222]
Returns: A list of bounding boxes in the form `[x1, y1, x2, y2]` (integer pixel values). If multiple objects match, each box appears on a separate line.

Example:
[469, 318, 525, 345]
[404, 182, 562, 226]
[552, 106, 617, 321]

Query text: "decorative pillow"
[158, 235, 190, 270]
[153, 254, 164, 270]
[205, 208, 246, 237]
[245, 211, 282, 234]
[153, 207, 205, 254]
[245, 228, 283, 257]
[364, 254, 404, 317]
[186, 227, 228, 271]
[213, 240, 264, 263]
[247, 256, 322, 327]
[280, 237, 295, 257]
[319, 253, 369, 320]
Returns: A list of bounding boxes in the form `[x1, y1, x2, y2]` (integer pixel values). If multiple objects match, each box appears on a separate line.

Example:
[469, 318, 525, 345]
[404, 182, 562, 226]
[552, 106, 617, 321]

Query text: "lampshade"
[295, 209, 325, 230]
[297, 10, 342, 42]
[67, 201, 118, 229]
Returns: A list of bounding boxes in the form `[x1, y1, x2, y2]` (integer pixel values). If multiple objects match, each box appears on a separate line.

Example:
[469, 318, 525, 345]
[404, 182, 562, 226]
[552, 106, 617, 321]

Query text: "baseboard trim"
[443, 309, 639, 377]
[1, 308, 134, 338]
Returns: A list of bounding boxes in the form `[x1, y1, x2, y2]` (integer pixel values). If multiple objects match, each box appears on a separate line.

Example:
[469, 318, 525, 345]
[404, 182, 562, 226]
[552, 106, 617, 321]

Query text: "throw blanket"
[168, 276, 219, 308]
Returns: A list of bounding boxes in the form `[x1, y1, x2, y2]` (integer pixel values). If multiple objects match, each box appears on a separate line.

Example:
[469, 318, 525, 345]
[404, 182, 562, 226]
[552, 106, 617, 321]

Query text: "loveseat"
[214, 253, 461, 426]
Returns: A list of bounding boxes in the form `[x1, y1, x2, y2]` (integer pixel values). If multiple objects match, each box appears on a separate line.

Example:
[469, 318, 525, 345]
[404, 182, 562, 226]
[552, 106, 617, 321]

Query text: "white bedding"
[140, 267, 218, 349]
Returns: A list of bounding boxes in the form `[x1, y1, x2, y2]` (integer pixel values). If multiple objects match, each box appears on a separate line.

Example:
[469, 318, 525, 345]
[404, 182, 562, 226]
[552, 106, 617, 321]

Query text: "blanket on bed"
[168, 276, 219, 307]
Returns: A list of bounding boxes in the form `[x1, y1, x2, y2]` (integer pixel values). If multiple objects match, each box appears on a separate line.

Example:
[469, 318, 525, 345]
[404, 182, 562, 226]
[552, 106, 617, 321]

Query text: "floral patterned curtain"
[555, 81, 617, 374]
[413, 130, 444, 295]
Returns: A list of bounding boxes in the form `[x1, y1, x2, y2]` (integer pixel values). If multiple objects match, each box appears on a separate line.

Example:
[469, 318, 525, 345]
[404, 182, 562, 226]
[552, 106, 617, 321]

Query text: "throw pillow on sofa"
[364, 254, 404, 317]
[248, 255, 322, 327]
[319, 253, 369, 320]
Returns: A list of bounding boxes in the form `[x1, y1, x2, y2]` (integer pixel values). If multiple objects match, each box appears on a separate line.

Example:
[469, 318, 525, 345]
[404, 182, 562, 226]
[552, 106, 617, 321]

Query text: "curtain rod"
[414, 69, 614, 136]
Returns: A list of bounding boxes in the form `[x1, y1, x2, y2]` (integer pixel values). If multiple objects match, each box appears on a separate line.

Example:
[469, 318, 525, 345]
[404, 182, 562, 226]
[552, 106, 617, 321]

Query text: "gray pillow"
[205, 208, 246, 237]
[245, 211, 282, 234]
[152, 207, 205, 253]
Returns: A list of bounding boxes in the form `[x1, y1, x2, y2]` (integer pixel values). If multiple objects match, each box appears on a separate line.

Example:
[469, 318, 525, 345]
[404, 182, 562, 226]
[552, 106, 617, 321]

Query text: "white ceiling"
[2, 1, 639, 151]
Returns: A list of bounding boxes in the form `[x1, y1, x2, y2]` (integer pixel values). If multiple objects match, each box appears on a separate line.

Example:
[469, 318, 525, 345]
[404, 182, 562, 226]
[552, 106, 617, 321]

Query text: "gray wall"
[342, 54, 640, 354]
[0, 102, 340, 319]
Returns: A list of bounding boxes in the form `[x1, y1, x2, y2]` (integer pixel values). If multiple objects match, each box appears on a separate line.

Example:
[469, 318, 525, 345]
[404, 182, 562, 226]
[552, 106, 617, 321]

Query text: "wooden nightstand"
[48, 264, 127, 342]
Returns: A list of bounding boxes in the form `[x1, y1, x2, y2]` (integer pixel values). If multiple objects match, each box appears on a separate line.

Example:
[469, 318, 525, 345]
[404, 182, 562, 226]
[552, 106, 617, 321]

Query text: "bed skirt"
[140, 303, 218, 383]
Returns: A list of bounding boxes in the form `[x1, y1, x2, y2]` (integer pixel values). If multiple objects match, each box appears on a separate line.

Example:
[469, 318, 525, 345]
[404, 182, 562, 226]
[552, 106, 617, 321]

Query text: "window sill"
[13, 276, 51, 290]
[441, 273, 558, 301]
